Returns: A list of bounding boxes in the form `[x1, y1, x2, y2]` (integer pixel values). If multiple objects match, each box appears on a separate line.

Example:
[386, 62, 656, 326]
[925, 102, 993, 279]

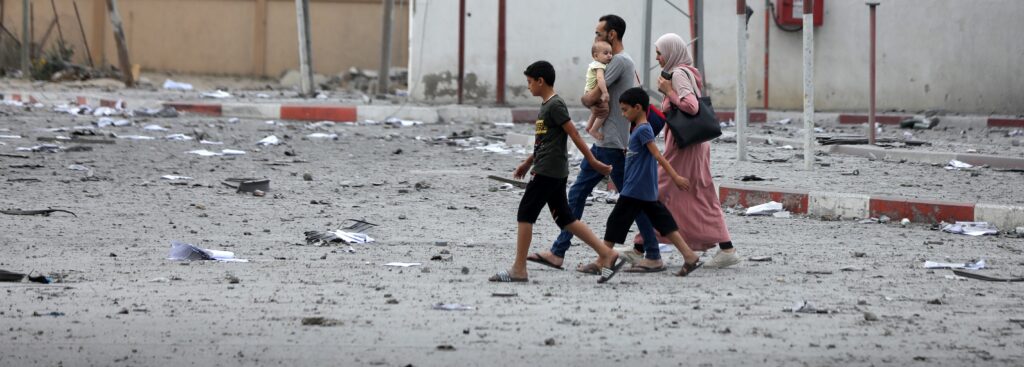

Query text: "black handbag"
[663, 68, 721, 148]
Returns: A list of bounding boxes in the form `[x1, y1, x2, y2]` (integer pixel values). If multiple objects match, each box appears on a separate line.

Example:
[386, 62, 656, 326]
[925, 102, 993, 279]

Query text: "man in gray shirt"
[526, 14, 661, 273]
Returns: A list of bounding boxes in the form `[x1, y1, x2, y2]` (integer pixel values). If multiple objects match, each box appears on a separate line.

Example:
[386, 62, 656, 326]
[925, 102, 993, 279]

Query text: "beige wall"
[0, 0, 409, 77]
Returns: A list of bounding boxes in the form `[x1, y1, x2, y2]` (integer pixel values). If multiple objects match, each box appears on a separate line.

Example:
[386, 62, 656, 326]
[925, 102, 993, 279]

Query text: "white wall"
[410, 0, 1024, 115]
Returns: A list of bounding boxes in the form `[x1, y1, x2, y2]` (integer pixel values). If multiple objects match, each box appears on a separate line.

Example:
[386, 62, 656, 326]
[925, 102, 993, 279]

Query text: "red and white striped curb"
[162, 102, 357, 123]
[717, 183, 1024, 230]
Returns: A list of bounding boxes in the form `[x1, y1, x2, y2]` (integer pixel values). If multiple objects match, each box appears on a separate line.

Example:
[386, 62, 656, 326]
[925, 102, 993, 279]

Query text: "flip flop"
[597, 258, 626, 284]
[623, 264, 667, 273]
[526, 253, 564, 270]
[576, 262, 601, 275]
[488, 270, 528, 283]
[675, 261, 704, 277]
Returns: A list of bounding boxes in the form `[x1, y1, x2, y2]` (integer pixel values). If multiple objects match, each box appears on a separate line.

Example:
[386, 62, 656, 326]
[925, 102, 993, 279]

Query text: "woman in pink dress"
[619, 33, 739, 271]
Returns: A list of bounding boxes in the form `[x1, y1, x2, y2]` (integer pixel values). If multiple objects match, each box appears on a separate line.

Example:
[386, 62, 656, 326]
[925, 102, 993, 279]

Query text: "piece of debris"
[487, 175, 527, 189]
[945, 160, 973, 171]
[744, 201, 783, 216]
[186, 149, 246, 157]
[941, 222, 998, 236]
[1, 209, 77, 217]
[492, 292, 518, 297]
[785, 300, 830, 314]
[863, 311, 879, 321]
[432, 303, 474, 311]
[923, 259, 985, 270]
[301, 317, 343, 326]
[201, 90, 232, 99]
[0, 269, 26, 282]
[167, 241, 248, 262]
[163, 79, 194, 90]
[256, 135, 280, 146]
[436, 345, 456, 351]
[161, 175, 193, 181]
[749, 256, 772, 262]
[951, 270, 1024, 282]
[304, 230, 374, 245]
[222, 178, 270, 193]
[383, 262, 421, 268]
[899, 115, 940, 130]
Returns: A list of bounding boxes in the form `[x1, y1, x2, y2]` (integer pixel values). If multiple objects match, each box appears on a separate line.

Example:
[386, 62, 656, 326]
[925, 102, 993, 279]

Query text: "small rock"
[109, 253, 117, 257]
[303, 173, 313, 181]
[301, 317, 342, 326]
[544, 338, 556, 346]
[253, 190, 266, 197]
[878, 215, 891, 224]
[225, 274, 240, 284]
[863, 311, 879, 321]
[461, 267, 470, 275]
[414, 181, 431, 190]
[393, 149, 403, 155]
[853, 252, 867, 258]
[927, 299, 943, 305]
[398, 214, 407, 220]
[436, 344, 455, 351]
[386, 298, 399, 305]
[117, 308, 129, 315]
[1011, 139, 1020, 147]
[421, 267, 431, 273]
[900, 218, 911, 226]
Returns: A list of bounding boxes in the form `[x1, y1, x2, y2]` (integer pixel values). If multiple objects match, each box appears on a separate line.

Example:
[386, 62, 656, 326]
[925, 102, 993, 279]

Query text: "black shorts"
[604, 195, 678, 244]
[516, 174, 576, 228]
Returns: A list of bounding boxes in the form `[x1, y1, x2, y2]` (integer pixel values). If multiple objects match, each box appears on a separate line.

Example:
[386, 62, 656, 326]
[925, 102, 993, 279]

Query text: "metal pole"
[456, 0, 464, 104]
[49, 0, 64, 45]
[763, 0, 770, 109]
[802, 0, 815, 170]
[294, 0, 313, 96]
[73, 1, 93, 67]
[377, 0, 394, 96]
[496, 0, 505, 104]
[736, 0, 748, 161]
[868, 2, 879, 145]
[642, 0, 652, 90]
[694, 0, 704, 75]
[21, 0, 29, 78]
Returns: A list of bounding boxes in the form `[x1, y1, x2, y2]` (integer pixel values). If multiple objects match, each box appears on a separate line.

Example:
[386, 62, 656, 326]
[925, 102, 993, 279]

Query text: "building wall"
[0, 0, 409, 77]
[409, 0, 1024, 115]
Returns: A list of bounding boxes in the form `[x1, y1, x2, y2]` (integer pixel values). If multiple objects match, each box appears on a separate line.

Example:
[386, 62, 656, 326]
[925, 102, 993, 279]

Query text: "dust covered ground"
[1, 102, 1024, 366]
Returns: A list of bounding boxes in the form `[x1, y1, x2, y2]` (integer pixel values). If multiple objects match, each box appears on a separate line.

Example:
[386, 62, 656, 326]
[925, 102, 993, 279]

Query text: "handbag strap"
[676, 67, 702, 98]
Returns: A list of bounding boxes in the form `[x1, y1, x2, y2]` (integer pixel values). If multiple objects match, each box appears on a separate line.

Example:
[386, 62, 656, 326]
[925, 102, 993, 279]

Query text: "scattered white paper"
[383, 262, 421, 267]
[385, 117, 422, 127]
[201, 90, 232, 99]
[186, 149, 246, 157]
[221, 149, 246, 156]
[778, 145, 795, 150]
[945, 160, 973, 170]
[116, 134, 156, 140]
[773, 118, 792, 125]
[161, 175, 193, 181]
[167, 241, 247, 262]
[331, 230, 374, 244]
[432, 303, 474, 311]
[944, 274, 969, 281]
[772, 211, 792, 218]
[143, 124, 169, 131]
[163, 79, 194, 91]
[92, 107, 119, 117]
[493, 122, 515, 128]
[200, 140, 224, 145]
[16, 144, 62, 152]
[923, 259, 985, 270]
[228, 118, 240, 124]
[96, 117, 131, 127]
[67, 164, 90, 171]
[256, 135, 280, 146]
[745, 201, 784, 216]
[306, 133, 338, 139]
[165, 134, 194, 141]
[942, 221, 998, 236]
[0, 135, 21, 139]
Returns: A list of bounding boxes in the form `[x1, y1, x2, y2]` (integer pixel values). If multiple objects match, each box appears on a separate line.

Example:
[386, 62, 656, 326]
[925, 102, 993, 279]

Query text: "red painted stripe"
[163, 103, 223, 116]
[11, 94, 21, 102]
[279, 105, 356, 122]
[718, 184, 809, 214]
[838, 114, 907, 125]
[100, 99, 122, 108]
[868, 197, 974, 224]
[988, 118, 1024, 128]
[75, 97, 87, 105]
[511, 108, 539, 123]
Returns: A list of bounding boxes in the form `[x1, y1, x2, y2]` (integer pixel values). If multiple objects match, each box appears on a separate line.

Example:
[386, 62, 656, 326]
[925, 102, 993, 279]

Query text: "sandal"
[623, 264, 667, 273]
[597, 257, 626, 284]
[675, 261, 703, 277]
[488, 270, 528, 283]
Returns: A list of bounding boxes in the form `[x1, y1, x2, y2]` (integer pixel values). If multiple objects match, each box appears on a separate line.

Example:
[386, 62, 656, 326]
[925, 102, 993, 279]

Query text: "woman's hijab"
[655, 33, 701, 99]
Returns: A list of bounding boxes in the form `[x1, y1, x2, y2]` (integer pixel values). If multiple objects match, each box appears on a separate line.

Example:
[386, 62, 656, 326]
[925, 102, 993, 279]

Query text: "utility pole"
[802, 0, 815, 170]
[694, 0, 704, 78]
[294, 0, 314, 96]
[867, 2, 879, 145]
[736, 0, 748, 161]
[106, 0, 133, 87]
[377, 0, 394, 96]
[642, 0, 652, 91]
[495, 0, 506, 104]
[21, 0, 30, 79]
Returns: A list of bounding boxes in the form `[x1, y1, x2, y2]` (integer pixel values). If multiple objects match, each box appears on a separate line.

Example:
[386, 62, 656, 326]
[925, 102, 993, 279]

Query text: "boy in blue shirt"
[602, 87, 703, 276]
[489, 61, 625, 284]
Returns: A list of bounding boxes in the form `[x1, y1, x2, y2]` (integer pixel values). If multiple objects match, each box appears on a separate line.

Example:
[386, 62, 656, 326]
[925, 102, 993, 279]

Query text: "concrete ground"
[1, 86, 1023, 366]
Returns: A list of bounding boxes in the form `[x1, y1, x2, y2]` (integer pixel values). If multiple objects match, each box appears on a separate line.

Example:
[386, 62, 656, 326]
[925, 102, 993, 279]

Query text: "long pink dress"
[635, 66, 731, 251]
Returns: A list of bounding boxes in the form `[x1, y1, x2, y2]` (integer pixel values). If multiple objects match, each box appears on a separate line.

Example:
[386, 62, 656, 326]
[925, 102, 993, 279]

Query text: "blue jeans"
[549, 145, 660, 259]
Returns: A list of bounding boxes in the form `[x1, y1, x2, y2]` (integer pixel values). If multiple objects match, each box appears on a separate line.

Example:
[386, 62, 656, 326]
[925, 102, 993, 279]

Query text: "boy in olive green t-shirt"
[488, 61, 625, 284]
